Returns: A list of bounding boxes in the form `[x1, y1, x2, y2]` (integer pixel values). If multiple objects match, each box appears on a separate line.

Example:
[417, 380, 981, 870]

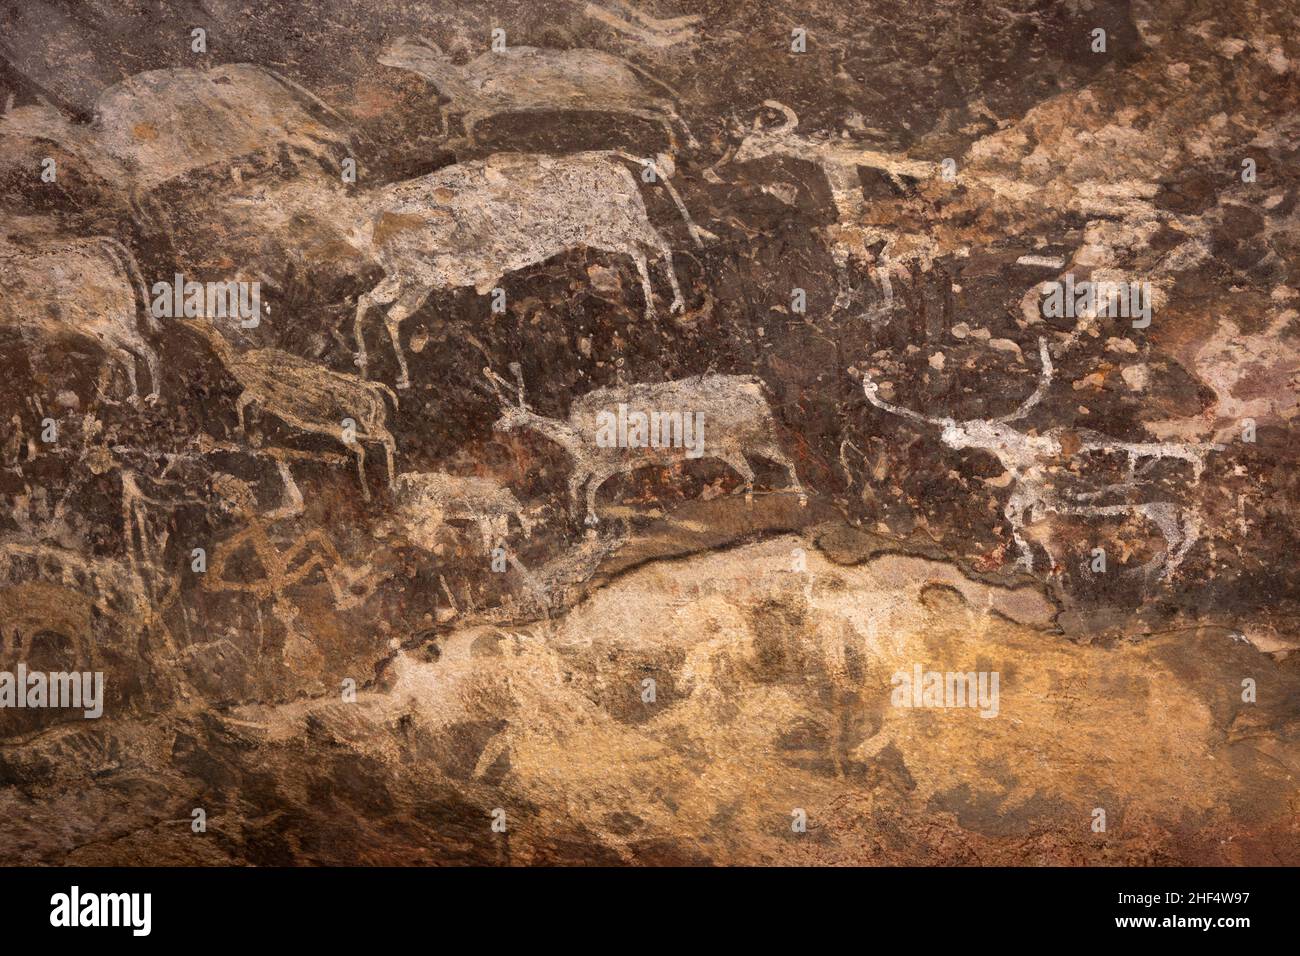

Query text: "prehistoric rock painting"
[378, 35, 696, 147]
[728, 99, 938, 318]
[182, 318, 400, 497]
[0, 0, 1297, 872]
[353, 149, 701, 385]
[0, 236, 160, 404]
[483, 363, 805, 523]
[388, 470, 535, 552]
[861, 338, 1222, 578]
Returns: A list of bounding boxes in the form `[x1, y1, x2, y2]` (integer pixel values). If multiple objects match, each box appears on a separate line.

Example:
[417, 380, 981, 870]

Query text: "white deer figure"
[483, 363, 805, 525]
[858, 338, 1223, 580]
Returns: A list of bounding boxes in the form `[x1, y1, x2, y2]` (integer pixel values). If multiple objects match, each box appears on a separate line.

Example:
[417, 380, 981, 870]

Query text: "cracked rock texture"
[0, 0, 1297, 864]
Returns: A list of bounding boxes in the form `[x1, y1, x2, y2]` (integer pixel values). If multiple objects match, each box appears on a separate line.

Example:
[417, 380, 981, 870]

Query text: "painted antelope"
[353, 150, 704, 388]
[483, 363, 805, 525]
[0, 236, 160, 404]
[728, 100, 938, 320]
[858, 338, 1223, 580]
[378, 36, 697, 149]
[181, 320, 398, 500]
[390, 471, 534, 553]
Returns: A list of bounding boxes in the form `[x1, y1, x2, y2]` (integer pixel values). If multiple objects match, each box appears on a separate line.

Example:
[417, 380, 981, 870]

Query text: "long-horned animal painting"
[181, 320, 398, 499]
[859, 339, 1223, 580]
[484, 363, 805, 525]
[0, 237, 160, 404]
[352, 151, 704, 387]
[377, 37, 697, 148]
[730, 100, 938, 319]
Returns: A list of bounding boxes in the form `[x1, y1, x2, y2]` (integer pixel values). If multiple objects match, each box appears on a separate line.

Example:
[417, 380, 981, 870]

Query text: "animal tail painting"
[98, 237, 161, 333]
[611, 55, 700, 148]
[263, 66, 363, 159]
[371, 378, 400, 411]
[606, 150, 708, 247]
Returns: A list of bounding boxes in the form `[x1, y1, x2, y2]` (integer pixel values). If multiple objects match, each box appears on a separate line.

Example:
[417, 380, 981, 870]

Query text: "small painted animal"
[378, 36, 696, 148]
[484, 363, 805, 524]
[390, 471, 533, 552]
[182, 319, 398, 500]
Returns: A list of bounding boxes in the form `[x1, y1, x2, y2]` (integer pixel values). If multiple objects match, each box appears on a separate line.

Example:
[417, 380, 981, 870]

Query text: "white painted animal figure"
[859, 338, 1223, 580]
[0, 236, 160, 403]
[352, 150, 704, 387]
[1, 66, 353, 232]
[391, 471, 534, 552]
[93, 63, 354, 222]
[378, 37, 697, 148]
[484, 363, 805, 525]
[729, 100, 938, 320]
[181, 320, 398, 500]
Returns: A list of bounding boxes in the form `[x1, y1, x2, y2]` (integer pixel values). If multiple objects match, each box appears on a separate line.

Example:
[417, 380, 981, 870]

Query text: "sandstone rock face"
[0, 0, 1296, 865]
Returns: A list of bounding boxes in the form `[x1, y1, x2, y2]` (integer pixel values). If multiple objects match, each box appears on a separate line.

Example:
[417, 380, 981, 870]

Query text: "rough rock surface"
[0, 0, 1296, 865]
